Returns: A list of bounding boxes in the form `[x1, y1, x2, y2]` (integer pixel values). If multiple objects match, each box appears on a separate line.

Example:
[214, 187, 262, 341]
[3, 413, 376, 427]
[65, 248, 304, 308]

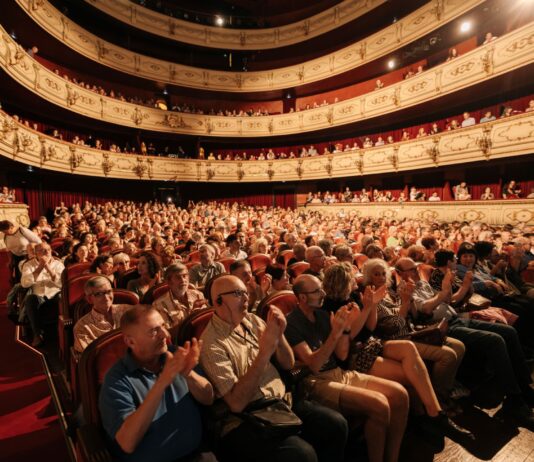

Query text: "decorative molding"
[1, 23, 533, 138]
[1, 109, 532, 183]
[300, 200, 534, 226]
[83, 0, 385, 50]
[15, 0, 485, 92]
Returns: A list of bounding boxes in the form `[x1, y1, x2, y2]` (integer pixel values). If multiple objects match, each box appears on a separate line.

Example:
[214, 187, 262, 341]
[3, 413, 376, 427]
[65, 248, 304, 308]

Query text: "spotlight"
[215, 16, 224, 26]
[460, 21, 472, 33]
[387, 59, 395, 69]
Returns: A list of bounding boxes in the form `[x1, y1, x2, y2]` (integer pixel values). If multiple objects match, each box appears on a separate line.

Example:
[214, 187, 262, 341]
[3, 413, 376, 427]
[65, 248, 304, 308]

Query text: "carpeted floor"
[0, 304, 71, 462]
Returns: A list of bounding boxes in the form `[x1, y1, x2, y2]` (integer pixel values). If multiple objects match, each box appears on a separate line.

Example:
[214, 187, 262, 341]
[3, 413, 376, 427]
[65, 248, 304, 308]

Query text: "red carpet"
[0, 304, 71, 462]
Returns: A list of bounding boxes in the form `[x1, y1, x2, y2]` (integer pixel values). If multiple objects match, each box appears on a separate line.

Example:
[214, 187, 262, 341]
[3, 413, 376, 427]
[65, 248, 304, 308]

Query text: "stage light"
[387, 59, 395, 69]
[460, 21, 472, 33]
[215, 16, 224, 26]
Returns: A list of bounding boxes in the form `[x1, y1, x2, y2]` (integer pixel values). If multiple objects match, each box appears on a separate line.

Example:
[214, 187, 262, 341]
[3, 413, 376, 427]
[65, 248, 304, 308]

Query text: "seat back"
[287, 261, 310, 278]
[176, 308, 214, 345]
[141, 283, 169, 304]
[67, 262, 93, 281]
[354, 254, 369, 270]
[257, 290, 299, 319]
[279, 250, 295, 268]
[187, 250, 201, 263]
[116, 268, 140, 289]
[79, 330, 127, 425]
[218, 257, 236, 273]
[248, 254, 272, 271]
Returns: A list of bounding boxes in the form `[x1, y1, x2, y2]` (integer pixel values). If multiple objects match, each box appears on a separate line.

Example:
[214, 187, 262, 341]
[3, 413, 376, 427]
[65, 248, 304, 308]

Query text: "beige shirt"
[200, 312, 286, 435]
[20, 258, 64, 298]
[152, 289, 206, 329]
[73, 304, 130, 353]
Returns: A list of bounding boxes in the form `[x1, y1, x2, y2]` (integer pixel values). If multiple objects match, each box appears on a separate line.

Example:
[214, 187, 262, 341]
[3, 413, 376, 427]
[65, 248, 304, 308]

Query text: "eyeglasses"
[91, 289, 113, 297]
[300, 288, 325, 295]
[218, 289, 248, 298]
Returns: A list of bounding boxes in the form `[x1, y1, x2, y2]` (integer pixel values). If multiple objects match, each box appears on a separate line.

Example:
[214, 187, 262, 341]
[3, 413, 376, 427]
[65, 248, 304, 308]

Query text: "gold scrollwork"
[477, 126, 493, 159]
[427, 137, 440, 165]
[101, 153, 114, 176]
[69, 146, 82, 171]
[267, 162, 275, 181]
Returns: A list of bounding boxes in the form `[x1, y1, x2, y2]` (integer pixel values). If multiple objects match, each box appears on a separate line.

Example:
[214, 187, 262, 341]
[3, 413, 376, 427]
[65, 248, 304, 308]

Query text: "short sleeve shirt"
[99, 348, 202, 462]
[285, 308, 338, 372]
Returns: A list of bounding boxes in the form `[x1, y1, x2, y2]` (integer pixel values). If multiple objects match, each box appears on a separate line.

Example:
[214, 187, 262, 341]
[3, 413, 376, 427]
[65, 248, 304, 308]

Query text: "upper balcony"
[1, 21, 532, 138]
[80, 0, 386, 50]
[12, 0, 486, 92]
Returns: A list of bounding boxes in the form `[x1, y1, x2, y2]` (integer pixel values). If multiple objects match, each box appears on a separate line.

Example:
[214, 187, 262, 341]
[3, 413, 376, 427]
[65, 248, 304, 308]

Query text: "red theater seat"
[257, 290, 299, 319]
[287, 261, 310, 278]
[279, 250, 295, 268]
[176, 308, 214, 345]
[218, 257, 236, 273]
[248, 254, 272, 271]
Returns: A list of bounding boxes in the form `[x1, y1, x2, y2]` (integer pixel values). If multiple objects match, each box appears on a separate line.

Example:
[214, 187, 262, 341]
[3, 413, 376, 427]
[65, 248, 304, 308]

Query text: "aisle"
[0, 304, 71, 462]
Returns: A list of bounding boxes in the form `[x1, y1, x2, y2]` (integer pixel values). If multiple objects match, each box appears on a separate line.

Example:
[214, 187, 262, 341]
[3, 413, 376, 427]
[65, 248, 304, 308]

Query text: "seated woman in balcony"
[416, 127, 428, 138]
[363, 137, 373, 148]
[386, 135, 395, 144]
[430, 123, 440, 135]
[446, 48, 458, 61]
[480, 187, 495, 200]
[401, 130, 410, 141]
[454, 182, 472, 201]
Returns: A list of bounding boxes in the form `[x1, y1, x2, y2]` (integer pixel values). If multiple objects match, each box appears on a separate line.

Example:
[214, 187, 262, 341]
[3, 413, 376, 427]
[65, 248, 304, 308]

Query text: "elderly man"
[73, 276, 132, 353]
[188, 244, 225, 288]
[20, 242, 64, 346]
[200, 274, 348, 462]
[303, 246, 326, 280]
[286, 274, 409, 462]
[99, 306, 214, 462]
[153, 263, 206, 329]
[287, 243, 307, 267]
[395, 257, 534, 427]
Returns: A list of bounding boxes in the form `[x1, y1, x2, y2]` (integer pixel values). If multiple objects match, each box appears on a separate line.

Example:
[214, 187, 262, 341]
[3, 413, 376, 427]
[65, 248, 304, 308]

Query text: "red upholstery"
[67, 262, 92, 281]
[287, 261, 310, 277]
[0, 250, 12, 303]
[522, 268, 534, 284]
[142, 283, 169, 304]
[175, 244, 186, 254]
[257, 290, 299, 319]
[417, 264, 434, 282]
[79, 330, 127, 425]
[188, 250, 201, 263]
[279, 250, 295, 268]
[116, 268, 139, 289]
[113, 289, 140, 305]
[218, 257, 236, 273]
[176, 308, 214, 345]
[248, 254, 272, 271]
[50, 239, 65, 252]
[354, 254, 369, 270]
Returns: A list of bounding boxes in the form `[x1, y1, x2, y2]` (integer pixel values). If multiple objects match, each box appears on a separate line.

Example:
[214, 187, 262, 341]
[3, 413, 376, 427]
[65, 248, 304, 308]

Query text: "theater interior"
[1, 0, 534, 461]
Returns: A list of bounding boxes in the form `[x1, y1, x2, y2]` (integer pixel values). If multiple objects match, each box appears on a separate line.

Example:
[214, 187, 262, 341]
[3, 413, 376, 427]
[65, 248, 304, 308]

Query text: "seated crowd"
[2, 198, 534, 462]
[5, 97, 532, 162]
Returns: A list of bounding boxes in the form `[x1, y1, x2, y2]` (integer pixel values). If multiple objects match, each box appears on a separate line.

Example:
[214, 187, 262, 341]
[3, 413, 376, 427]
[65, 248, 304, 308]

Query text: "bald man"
[200, 275, 348, 462]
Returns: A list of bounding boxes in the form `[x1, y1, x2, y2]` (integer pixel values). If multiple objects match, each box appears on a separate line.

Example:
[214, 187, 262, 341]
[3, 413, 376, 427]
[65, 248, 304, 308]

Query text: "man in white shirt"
[221, 233, 248, 260]
[461, 112, 476, 128]
[21, 243, 64, 346]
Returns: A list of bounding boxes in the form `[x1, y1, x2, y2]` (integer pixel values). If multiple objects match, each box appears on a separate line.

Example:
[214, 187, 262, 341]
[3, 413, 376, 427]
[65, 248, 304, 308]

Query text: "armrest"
[76, 424, 113, 462]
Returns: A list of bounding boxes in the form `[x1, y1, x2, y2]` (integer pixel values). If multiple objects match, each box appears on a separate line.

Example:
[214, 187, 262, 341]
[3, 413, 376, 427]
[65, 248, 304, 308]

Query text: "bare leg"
[340, 376, 409, 462]
[371, 340, 441, 417]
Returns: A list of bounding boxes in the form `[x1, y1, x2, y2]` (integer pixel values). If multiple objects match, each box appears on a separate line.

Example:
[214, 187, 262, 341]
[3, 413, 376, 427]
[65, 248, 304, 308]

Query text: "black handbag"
[237, 397, 303, 440]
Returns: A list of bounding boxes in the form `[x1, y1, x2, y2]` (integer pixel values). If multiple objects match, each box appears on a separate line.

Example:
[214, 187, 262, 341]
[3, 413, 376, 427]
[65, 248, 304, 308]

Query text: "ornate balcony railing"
[83, 0, 386, 50]
[15, 0, 485, 92]
[1, 109, 532, 183]
[1, 22, 533, 137]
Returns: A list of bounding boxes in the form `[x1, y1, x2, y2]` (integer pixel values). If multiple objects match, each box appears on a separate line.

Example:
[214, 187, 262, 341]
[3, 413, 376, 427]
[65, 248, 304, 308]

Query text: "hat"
[457, 242, 478, 262]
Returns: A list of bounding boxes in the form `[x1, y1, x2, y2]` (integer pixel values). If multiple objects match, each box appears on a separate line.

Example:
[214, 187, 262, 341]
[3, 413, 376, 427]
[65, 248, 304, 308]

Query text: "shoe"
[502, 398, 534, 429]
[450, 381, 471, 400]
[424, 412, 474, 439]
[31, 334, 44, 348]
[440, 397, 463, 417]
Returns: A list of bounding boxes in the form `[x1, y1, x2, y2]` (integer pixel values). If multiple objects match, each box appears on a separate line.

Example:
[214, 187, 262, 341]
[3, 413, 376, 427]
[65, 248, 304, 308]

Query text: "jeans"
[218, 399, 348, 462]
[447, 317, 532, 396]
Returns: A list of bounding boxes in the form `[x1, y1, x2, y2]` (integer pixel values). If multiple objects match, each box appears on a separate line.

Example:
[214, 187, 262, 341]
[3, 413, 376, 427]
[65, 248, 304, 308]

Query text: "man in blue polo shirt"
[99, 305, 214, 462]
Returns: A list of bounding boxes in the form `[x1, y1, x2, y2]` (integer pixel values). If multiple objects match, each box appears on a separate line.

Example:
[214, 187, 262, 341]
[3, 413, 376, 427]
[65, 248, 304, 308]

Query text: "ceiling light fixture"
[387, 59, 395, 69]
[460, 20, 472, 33]
[215, 16, 225, 26]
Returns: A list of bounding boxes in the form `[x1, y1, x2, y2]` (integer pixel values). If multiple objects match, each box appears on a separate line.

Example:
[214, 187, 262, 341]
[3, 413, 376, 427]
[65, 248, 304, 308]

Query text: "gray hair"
[164, 262, 188, 280]
[84, 275, 112, 295]
[361, 258, 391, 287]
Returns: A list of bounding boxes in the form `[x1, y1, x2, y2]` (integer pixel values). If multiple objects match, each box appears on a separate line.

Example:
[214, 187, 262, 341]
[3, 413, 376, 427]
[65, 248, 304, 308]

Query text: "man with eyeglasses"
[303, 246, 326, 281]
[99, 305, 214, 462]
[396, 257, 534, 428]
[200, 274, 348, 462]
[73, 276, 133, 353]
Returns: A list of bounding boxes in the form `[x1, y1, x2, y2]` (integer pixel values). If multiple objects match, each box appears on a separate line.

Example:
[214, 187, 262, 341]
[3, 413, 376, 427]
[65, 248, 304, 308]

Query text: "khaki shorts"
[304, 367, 370, 411]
